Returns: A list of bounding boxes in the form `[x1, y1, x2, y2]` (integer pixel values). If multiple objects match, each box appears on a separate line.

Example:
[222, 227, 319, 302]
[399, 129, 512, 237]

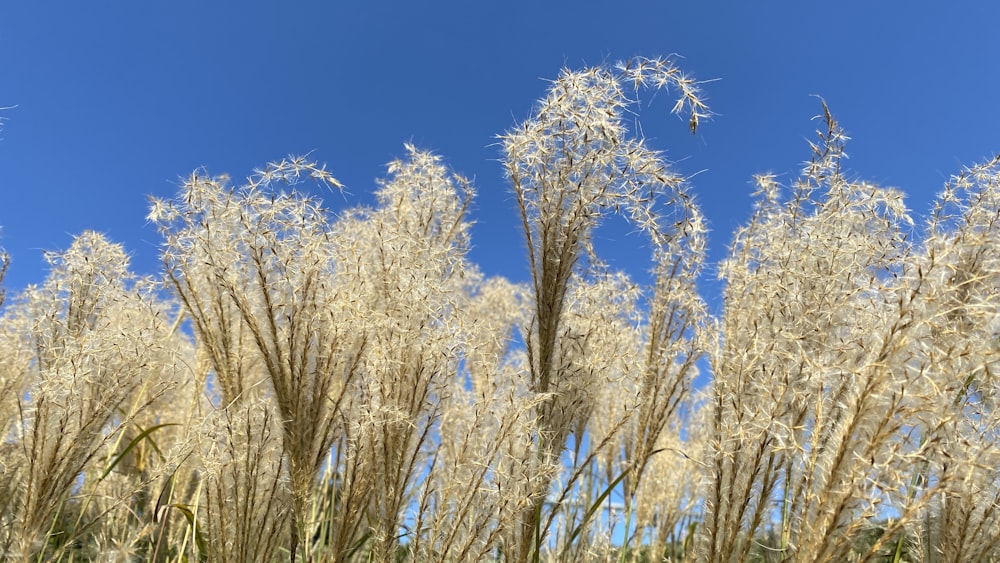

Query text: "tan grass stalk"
[887, 154, 1000, 562]
[200, 394, 291, 563]
[0, 233, 175, 560]
[698, 107, 1000, 563]
[330, 146, 476, 561]
[502, 56, 709, 560]
[151, 159, 366, 560]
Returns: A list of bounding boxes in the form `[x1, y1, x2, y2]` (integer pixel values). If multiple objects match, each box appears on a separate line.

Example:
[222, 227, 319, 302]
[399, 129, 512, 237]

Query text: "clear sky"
[2, 2, 999, 301]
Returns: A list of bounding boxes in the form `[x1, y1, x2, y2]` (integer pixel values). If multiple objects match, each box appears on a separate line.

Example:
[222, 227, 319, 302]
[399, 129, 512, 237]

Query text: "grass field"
[1, 58, 998, 562]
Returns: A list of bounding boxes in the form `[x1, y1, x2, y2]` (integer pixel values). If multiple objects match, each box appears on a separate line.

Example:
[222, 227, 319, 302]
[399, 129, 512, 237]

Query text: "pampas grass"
[0, 58, 998, 563]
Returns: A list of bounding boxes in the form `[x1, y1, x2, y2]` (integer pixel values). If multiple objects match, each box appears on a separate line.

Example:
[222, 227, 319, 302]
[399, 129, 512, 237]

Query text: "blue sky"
[2, 2, 998, 300]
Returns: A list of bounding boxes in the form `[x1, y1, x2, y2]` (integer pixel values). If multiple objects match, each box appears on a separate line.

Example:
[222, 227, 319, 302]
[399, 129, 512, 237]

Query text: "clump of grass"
[200, 393, 291, 563]
[151, 158, 366, 560]
[699, 105, 1000, 563]
[411, 276, 558, 562]
[2, 56, 1000, 563]
[897, 153, 1000, 562]
[0, 233, 181, 560]
[502, 55, 710, 561]
[334, 145, 487, 561]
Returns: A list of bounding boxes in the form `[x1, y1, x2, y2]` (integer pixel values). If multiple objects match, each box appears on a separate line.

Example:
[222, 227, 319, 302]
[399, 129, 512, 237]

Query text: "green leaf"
[568, 448, 666, 549]
[99, 422, 179, 481]
[346, 530, 372, 561]
[165, 503, 208, 563]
